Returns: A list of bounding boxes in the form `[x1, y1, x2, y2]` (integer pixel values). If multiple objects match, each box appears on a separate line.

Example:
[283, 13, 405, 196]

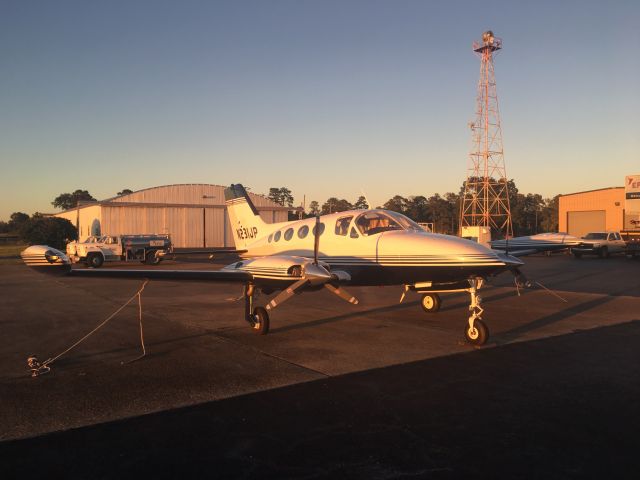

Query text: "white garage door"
[567, 210, 606, 238]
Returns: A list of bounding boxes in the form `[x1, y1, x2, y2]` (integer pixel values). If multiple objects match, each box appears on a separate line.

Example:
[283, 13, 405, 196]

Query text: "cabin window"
[350, 227, 359, 239]
[298, 225, 309, 239]
[312, 223, 325, 237]
[268, 234, 273, 243]
[274, 231, 281, 242]
[284, 228, 294, 241]
[335, 216, 353, 236]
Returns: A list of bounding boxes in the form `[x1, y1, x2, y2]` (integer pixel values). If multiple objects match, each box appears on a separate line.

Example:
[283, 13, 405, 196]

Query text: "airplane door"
[321, 215, 380, 268]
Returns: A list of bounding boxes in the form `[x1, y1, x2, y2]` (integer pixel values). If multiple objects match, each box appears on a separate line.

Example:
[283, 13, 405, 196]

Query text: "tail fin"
[225, 184, 270, 249]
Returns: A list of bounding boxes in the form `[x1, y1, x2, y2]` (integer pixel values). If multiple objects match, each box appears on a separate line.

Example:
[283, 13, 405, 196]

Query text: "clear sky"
[1, 0, 638, 220]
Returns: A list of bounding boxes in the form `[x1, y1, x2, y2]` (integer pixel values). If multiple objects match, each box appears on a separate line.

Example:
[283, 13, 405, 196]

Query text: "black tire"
[145, 250, 161, 265]
[87, 254, 104, 268]
[598, 247, 609, 259]
[251, 307, 270, 335]
[573, 251, 582, 259]
[464, 319, 489, 346]
[420, 293, 441, 313]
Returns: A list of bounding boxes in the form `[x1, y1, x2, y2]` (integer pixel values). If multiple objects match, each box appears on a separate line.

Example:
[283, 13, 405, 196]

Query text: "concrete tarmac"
[0, 254, 638, 478]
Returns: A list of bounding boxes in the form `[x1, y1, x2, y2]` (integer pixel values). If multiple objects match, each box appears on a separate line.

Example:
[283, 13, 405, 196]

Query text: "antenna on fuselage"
[360, 188, 371, 209]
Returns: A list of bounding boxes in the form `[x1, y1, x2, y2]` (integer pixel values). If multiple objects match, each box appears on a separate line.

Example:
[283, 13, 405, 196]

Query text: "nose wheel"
[465, 318, 488, 345]
[464, 278, 489, 346]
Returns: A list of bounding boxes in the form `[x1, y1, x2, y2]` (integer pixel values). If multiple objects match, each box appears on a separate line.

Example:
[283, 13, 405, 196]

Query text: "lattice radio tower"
[460, 30, 513, 238]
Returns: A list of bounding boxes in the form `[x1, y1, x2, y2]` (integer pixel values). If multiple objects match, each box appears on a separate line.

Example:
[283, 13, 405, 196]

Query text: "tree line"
[0, 188, 134, 249]
[267, 180, 559, 237]
[1, 181, 559, 249]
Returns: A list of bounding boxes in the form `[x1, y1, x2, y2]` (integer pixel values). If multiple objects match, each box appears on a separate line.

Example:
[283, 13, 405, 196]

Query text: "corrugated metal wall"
[567, 211, 606, 238]
[57, 184, 289, 247]
[559, 188, 624, 234]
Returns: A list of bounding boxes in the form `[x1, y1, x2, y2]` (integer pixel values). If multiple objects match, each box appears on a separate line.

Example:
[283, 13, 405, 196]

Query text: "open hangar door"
[567, 210, 606, 238]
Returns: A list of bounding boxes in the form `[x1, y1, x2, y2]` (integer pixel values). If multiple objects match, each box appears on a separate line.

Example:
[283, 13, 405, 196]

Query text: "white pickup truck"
[66, 234, 172, 268]
[571, 232, 627, 259]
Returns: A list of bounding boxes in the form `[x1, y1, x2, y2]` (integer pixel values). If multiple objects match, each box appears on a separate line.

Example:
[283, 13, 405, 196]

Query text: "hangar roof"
[57, 184, 288, 213]
[559, 186, 623, 197]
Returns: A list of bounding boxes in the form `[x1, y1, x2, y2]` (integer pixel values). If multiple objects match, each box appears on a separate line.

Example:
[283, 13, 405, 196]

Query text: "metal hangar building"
[558, 175, 640, 238]
[53, 184, 290, 248]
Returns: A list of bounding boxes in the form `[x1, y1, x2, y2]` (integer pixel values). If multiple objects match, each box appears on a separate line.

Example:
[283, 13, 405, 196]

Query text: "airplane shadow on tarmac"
[271, 288, 526, 335]
[2, 321, 639, 479]
[496, 294, 617, 344]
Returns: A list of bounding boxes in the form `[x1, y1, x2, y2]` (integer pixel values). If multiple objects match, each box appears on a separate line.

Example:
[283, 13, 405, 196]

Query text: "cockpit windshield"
[355, 210, 422, 235]
[385, 211, 423, 232]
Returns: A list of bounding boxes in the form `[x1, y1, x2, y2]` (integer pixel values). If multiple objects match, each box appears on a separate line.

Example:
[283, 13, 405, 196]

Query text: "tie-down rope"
[27, 279, 149, 377]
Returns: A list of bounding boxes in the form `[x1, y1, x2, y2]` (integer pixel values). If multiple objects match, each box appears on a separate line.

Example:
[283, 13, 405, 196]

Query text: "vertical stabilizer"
[224, 184, 270, 249]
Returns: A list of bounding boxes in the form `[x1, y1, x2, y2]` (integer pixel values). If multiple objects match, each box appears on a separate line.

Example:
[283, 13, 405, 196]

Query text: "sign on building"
[625, 175, 640, 231]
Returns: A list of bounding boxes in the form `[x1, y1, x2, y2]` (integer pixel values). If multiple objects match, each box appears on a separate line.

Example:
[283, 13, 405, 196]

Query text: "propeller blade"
[313, 215, 320, 265]
[324, 283, 359, 305]
[265, 278, 308, 311]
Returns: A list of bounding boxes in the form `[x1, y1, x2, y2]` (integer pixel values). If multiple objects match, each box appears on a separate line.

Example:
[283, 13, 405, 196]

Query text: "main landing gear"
[407, 277, 490, 346]
[244, 283, 269, 335]
[420, 293, 441, 313]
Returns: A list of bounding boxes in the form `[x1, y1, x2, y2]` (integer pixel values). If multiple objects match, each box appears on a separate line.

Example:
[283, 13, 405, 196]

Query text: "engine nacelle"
[20, 245, 72, 276]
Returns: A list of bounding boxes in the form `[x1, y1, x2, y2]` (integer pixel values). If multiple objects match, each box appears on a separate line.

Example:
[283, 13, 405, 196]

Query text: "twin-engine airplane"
[22, 184, 528, 346]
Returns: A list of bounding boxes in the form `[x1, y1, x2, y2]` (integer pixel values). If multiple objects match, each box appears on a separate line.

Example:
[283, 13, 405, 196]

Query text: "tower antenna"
[459, 30, 513, 239]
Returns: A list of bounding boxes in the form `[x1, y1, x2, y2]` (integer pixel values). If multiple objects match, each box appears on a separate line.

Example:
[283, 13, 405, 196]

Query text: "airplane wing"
[492, 248, 539, 257]
[491, 233, 580, 257]
[67, 268, 252, 282]
[21, 245, 359, 326]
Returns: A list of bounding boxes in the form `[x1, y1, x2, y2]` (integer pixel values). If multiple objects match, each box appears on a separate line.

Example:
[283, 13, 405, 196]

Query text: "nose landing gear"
[464, 278, 489, 346]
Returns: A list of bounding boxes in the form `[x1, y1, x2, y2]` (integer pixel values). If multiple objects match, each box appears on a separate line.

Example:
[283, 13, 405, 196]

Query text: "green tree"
[0, 221, 9, 234]
[308, 200, 320, 216]
[117, 189, 133, 196]
[354, 196, 369, 209]
[539, 195, 559, 233]
[8, 212, 30, 232]
[383, 195, 408, 214]
[267, 187, 294, 207]
[52, 190, 96, 210]
[405, 196, 429, 222]
[19, 216, 77, 250]
[321, 198, 352, 214]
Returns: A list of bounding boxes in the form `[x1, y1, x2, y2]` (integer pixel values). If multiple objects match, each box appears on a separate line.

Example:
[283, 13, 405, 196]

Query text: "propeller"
[314, 215, 320, 265]
[264, 215, 359, 312]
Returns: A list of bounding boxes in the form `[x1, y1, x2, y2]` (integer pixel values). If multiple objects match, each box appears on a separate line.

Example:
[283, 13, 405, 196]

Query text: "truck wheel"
[145, 250, 161, 265]
[87, 254, 104, 268]
[598, 247, 609, 259]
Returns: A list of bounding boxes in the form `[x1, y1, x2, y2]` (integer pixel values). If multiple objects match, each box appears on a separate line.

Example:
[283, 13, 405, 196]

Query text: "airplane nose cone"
[377, 231, 504, 266]
[21, 245, 72, 275]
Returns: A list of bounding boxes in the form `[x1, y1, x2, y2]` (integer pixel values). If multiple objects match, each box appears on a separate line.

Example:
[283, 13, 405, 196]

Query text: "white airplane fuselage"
[229, 208, 516, 287]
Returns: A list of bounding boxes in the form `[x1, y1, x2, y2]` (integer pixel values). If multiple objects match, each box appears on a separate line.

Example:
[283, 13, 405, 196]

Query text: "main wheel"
[598, 247, 609, 259]
[420, 293, 441, 313]
[573, 251, 582, 259]
[87, 254, 104, 268]
[464, 319, 489, 346]
[251, 307, 270, 335]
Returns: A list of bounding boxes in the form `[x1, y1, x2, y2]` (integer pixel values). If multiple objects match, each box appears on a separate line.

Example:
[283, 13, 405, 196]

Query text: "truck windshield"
[583, 233, 607, 240]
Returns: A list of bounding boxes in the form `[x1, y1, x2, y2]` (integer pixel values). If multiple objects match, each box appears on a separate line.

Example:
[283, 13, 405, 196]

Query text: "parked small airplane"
[21, 184, 529, 346]
[491, 232, 581, 256]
